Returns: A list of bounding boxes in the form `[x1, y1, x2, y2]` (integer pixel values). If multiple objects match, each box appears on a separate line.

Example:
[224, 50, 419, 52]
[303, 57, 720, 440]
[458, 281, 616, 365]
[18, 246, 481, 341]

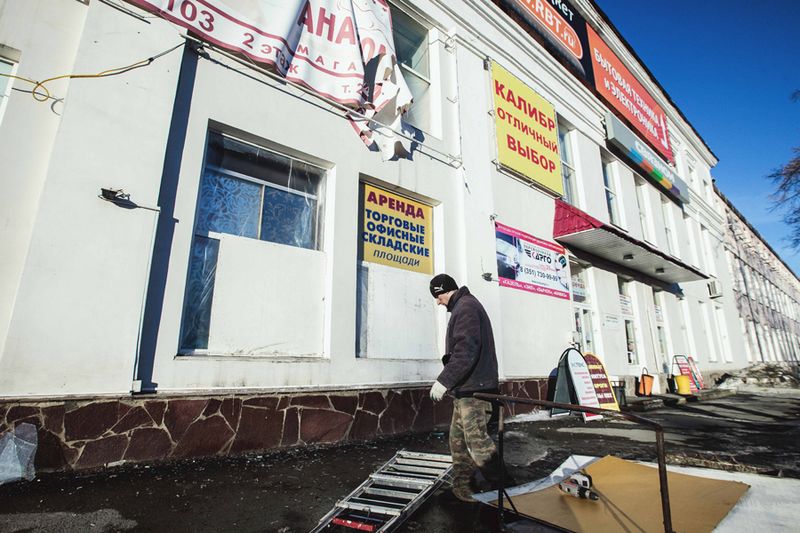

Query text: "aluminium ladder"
[310, 450, 453, 533]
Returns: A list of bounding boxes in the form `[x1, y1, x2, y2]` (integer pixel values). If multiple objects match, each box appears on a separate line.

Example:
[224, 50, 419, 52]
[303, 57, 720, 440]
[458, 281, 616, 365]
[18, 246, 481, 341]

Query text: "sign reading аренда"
[361, 183, 433, 274]
[491, 62, 563, 195]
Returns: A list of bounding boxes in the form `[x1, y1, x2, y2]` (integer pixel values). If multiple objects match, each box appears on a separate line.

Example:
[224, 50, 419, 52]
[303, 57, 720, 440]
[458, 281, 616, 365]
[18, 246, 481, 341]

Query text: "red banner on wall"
[128, 0, 412, 159]
[586, 25, 673, 164]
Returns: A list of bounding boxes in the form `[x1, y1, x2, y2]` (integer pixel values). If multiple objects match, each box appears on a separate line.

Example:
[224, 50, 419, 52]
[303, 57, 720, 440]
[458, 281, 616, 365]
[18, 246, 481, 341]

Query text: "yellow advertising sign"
[492, 61, 563, 194]
[361, 183, 433, 274]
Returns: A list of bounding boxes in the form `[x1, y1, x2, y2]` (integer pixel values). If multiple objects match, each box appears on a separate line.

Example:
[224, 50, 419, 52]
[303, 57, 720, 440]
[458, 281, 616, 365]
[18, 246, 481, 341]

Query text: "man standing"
[429, 274, 510, 502]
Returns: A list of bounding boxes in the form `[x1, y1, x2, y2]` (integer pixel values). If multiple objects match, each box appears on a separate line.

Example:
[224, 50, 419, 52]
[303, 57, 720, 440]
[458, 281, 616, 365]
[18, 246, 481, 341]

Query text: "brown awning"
[553, 199, 707, 283]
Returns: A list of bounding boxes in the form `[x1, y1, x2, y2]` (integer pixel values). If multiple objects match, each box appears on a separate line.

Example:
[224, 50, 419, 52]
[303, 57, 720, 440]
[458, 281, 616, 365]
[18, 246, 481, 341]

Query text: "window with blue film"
[180, 131, 325, 351]
[180, 235, 219, 350]
[196, 170, 262, 238]
[261, 187, 315, 249]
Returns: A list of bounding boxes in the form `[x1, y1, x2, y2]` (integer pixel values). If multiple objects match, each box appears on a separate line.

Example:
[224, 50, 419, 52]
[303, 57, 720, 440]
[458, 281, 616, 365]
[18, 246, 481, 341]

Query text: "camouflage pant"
[449, 397, 498, 492]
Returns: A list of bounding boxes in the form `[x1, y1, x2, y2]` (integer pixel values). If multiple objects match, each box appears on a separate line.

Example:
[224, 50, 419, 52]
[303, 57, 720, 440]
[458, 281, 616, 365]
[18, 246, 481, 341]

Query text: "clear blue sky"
[594, 0, 800, 274]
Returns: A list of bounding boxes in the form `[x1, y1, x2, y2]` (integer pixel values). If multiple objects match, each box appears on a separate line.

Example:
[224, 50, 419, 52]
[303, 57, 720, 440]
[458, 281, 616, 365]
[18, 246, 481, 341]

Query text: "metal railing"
[474, 393, 673, 533]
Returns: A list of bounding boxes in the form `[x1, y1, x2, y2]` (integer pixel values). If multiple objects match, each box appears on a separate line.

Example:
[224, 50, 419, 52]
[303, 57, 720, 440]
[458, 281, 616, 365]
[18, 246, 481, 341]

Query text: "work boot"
[477, 453, 518, 489]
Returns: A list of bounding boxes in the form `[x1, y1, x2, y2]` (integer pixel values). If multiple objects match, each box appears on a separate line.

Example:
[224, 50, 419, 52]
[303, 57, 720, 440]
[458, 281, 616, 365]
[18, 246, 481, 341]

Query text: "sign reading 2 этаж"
[362, 184, 433, 274]
[491, 62, 563, 194]
[495, 222, 569, 299]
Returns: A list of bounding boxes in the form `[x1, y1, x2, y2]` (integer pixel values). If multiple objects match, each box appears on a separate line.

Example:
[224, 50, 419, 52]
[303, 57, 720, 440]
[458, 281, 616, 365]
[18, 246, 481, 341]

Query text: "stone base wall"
[0, 379, 546, 472]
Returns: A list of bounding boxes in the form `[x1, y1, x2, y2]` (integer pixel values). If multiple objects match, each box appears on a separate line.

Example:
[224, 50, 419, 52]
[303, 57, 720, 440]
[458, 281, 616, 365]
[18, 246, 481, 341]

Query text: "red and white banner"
[129, 0, 412, 158]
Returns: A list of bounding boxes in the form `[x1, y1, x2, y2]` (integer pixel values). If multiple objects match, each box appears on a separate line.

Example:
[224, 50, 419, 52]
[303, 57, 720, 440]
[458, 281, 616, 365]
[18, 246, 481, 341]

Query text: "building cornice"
[437, 0, 608, 141]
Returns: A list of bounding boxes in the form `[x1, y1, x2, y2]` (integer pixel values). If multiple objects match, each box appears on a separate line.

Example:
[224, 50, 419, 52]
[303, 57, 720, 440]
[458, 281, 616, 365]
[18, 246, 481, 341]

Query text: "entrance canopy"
[553, 200, 707, 283]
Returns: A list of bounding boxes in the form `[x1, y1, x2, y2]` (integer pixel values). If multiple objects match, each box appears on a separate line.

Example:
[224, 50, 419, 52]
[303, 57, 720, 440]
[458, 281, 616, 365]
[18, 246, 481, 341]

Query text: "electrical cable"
[0, 41, 185, 103]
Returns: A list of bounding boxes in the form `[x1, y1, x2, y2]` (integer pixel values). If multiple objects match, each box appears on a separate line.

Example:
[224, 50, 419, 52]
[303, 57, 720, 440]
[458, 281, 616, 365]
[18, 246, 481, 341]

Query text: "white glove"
[430, 381, 447, 402]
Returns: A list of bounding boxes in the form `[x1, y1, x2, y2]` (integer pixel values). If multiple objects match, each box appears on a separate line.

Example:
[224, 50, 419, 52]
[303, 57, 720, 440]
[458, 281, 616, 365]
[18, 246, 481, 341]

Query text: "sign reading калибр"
[491, 62, 562, 194]
[362, 184, 433, 274]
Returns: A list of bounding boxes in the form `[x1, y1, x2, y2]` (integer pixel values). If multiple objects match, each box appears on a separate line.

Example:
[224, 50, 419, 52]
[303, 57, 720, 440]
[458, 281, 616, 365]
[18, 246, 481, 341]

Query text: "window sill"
[176, 352, 328, 362]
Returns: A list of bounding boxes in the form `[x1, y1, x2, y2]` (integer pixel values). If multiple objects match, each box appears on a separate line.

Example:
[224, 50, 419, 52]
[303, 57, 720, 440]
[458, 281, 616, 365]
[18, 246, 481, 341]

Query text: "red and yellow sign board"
[583, 353, 620, 411]
[586, 25, 673, 164]
[361, 183, 433, 274]
[491, 62, 563, 194]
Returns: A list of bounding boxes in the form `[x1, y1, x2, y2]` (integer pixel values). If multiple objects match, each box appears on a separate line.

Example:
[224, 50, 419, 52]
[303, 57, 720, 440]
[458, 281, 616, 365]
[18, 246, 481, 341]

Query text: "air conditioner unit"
[707, 280, 723, 298]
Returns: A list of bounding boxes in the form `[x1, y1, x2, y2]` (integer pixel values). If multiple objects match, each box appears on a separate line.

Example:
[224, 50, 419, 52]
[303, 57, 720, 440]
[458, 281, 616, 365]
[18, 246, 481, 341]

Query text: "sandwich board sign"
[550, 348, 603, 421]
[583, 353, 619, 411]
[673, 355, 700, 393]
[550, 351, 573, 417]
[688, 356, 705, 390]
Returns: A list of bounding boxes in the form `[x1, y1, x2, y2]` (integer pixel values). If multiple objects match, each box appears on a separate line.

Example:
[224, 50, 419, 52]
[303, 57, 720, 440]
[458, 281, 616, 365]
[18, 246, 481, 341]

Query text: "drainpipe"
[134, 40, 199, 394]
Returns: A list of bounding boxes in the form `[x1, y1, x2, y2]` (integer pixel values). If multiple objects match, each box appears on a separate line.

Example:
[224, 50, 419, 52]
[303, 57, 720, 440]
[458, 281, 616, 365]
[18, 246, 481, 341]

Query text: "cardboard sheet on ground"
[487, 455, 749, 532]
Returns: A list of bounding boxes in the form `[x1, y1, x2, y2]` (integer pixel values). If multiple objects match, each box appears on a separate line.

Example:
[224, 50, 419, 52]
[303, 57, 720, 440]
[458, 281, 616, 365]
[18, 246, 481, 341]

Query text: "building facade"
[0, 0, 793, 471]
[719, 188, 800, 368]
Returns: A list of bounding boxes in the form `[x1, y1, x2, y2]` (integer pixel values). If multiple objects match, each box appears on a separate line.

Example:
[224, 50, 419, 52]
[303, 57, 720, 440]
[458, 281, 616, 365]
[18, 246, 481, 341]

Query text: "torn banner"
[129, 0, 413, 159]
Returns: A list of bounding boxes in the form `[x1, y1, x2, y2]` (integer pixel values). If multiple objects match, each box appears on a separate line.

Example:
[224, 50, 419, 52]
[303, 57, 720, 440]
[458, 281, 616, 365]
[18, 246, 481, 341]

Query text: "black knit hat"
[429, 274, 458, 297]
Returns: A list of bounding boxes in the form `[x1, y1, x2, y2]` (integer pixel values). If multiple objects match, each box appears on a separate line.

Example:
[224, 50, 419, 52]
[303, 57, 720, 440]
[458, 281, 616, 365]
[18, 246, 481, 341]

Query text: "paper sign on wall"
[495, 222, 570, 299]
[361, 183, 433, 274]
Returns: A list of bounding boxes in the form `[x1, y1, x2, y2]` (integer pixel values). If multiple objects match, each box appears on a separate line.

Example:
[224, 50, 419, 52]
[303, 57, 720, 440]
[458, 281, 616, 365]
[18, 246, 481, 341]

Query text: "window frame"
[389, 3, 435, 134]
[602, 160, 621, 227]
[634, 177, 655, 243]
[179, 130, 328, 353]
[558, 125, 578, 205]
[661, 196, 677, 257]
[0, 56, 17, 125]
[196, 131, 327, 250]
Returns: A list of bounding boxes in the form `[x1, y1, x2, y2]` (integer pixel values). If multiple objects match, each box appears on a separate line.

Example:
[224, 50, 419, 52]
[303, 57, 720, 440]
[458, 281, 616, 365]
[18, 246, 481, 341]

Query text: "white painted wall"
[0, 0, 180, 395]
[0, 0, 88, 360]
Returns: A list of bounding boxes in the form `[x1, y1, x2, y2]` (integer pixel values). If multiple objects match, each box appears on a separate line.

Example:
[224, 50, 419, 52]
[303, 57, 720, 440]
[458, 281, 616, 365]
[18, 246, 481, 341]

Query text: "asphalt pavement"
[1, 391, 799, 532]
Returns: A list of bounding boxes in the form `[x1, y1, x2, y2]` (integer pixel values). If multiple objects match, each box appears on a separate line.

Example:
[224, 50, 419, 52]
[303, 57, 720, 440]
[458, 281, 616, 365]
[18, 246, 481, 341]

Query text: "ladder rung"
[370, 473, 433, 489]
[395, 457, 453, 470]
[331, 516, 379, 532]
[397, 451, 453, 463]
[349, 496, 406, 509]
[385, 464, 444, 475]
[341, 501, 402, 516]
[379, 470, 438, 481]
[362, 487, 418, 500]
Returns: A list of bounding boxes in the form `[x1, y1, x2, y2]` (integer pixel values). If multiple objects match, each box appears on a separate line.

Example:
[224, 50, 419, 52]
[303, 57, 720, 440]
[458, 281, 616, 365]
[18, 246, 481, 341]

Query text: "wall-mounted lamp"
[623, 253, 635, 262]
[655, 267, 666, 275]
[100, 188, 130, 202]
[99, 187, 160, 212]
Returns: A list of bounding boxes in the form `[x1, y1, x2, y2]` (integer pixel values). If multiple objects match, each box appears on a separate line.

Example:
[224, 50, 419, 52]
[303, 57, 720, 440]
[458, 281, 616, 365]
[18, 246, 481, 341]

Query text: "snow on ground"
[506, 410, 552, 423]
[716, 362, 800, 394]
[662, 463, 800, 532]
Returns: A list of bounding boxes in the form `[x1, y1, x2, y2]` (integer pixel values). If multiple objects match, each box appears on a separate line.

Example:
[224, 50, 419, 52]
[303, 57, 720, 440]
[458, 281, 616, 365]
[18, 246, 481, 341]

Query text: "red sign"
[586, 25, 673, 163]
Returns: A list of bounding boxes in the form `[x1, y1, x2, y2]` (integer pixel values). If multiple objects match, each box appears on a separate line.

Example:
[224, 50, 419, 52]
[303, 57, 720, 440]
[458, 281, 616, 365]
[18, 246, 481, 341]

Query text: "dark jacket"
[436, 287, 498, 397]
